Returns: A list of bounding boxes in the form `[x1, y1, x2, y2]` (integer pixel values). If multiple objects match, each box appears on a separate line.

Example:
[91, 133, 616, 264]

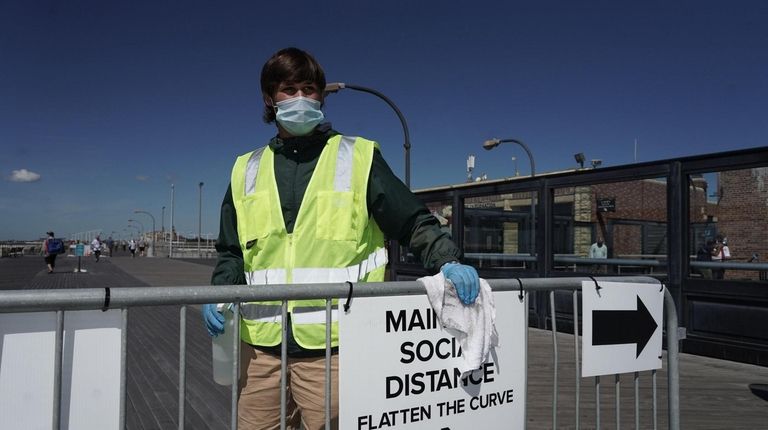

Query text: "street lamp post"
[198, 182, 204, 258]
[324, 82, 412, 188]
[483, 137, 537, 261]
[170, 183, 175, 258]
[134, 210, 156, 257]
[162, 206, 166, 233]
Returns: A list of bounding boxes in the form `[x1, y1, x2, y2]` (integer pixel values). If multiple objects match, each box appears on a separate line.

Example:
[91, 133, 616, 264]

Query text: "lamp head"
[574, 152, 585, 168]
[483, 139, 501, 150]
[324, 82, 345, 94]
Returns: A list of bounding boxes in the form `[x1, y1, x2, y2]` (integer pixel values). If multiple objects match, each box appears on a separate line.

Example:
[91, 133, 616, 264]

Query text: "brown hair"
[260, 47, 326, 123]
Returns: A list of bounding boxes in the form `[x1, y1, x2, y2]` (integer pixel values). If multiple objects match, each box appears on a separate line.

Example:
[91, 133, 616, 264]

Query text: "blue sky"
[1, 0, 767, 240]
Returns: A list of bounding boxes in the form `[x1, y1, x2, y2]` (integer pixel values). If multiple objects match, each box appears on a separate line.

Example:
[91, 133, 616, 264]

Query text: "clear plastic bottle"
[211, 303, 236, 385]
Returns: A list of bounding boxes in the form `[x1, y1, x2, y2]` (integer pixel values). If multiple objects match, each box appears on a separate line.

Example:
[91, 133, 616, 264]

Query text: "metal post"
[178, 305, 187, 430]
[198, 182, 204, 258]
[170, 183, 175, 258]
[664, 288, 680, 430]
[550, 291, 558, 429]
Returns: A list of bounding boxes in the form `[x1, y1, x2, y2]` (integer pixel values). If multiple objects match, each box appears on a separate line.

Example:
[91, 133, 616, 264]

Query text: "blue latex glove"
[202, 304, 225, 337]
[441, 262, 480, 305]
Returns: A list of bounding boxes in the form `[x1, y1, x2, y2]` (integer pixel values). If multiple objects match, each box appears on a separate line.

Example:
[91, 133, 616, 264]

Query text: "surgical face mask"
[274, 96, 324, 136]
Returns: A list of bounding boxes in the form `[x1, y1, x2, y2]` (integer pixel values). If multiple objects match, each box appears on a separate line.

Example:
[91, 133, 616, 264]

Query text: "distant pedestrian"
[589, 238, 608, 273]
[106, 236, 115, 257]
[91, 235, 102, 262]
[43, 231, 57, 274]
[138, 239, 146, 257]
[589, 238, 608, 259]
[129, 239, 137, 258]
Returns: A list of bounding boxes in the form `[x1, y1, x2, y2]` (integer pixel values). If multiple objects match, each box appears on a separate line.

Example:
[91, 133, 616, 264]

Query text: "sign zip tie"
[588, 275, 602, 297]
[343, 281, 354, 312]
[515, 278, 524, 302]
[659, 281, 666, 292]
[102, 287, 111, 312]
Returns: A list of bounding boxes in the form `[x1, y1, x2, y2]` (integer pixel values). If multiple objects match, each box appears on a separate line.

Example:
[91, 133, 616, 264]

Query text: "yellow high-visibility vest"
[230, 135, 387, 349]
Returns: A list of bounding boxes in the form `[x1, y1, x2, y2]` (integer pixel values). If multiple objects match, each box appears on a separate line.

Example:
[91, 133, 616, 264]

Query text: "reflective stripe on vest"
[244, 146, 266, 196]
[334, 136, 355, 192]
[243, 135, 356, 196]
[242, 246, 386, 285]
[239, 246, 387, 322]
[244, 268, 287, 286]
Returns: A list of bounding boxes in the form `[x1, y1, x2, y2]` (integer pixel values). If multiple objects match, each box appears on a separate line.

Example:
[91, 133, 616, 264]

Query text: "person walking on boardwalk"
[43, 231, 58, 273]
[203, 47, 480, 430]
[91, 235, 102, 262]
[106, 236, 115, 257]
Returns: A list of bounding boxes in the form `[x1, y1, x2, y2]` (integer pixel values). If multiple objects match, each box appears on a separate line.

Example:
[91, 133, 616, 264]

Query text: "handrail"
[0, 276, 659, 313]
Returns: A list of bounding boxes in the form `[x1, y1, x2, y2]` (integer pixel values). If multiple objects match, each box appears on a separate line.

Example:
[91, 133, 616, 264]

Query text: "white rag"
[417, 272, 499, 375]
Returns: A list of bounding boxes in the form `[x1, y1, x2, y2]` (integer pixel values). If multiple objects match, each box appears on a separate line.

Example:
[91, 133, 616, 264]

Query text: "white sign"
[339, 291, 526, 430]
[0, 310, 123, 429]
[582, 281, 663, 377]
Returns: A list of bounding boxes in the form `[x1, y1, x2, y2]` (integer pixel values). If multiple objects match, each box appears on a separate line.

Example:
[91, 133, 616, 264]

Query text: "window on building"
[462, 191, 537, 271]
[688, 169, 768, 281]
[552, 178, 668, 275]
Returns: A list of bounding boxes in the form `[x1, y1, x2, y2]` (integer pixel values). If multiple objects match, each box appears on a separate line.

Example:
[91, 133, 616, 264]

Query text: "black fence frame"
[390, 146, 768, 365]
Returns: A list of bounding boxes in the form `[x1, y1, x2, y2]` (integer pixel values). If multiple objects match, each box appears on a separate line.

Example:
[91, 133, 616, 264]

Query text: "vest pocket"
[239, 191, 273, 247]
[316, 191, 357, 241]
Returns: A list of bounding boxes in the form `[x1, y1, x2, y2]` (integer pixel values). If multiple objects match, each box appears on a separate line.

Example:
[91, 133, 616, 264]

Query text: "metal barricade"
[0, 276, 679, 429]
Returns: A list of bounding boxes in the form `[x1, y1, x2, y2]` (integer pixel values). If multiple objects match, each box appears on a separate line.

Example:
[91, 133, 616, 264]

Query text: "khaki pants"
[238, 343, 338, 430]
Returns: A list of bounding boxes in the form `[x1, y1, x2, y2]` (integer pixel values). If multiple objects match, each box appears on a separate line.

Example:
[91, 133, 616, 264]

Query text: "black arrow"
[592, 295, 658, 358]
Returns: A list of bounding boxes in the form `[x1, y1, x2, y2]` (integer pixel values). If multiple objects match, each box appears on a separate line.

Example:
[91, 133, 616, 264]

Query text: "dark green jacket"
[212, 124, 461, 354]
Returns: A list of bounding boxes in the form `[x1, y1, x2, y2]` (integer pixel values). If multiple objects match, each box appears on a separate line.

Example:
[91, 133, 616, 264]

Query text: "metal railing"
[463, 252, 768, 278]
[0, 276, 679, 429]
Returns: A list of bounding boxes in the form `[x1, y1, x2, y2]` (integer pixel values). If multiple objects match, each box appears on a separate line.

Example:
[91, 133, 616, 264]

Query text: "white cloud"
[9, 169, 41, 182]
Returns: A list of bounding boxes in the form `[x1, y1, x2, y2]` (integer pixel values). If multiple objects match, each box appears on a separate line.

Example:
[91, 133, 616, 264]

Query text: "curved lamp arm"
[325, 82, 412, 188]
[483, 138, 536, 177]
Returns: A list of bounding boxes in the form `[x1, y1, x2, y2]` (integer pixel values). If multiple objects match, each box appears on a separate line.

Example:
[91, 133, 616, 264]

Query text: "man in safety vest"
[203, 47, 479, 430]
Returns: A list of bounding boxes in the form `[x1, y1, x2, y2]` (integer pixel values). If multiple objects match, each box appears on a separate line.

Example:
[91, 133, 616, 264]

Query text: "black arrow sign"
[592, 295, 658, 358]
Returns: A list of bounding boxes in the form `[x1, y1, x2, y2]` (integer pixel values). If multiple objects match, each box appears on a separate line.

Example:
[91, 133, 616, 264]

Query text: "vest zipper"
[286, 233, 294, 284]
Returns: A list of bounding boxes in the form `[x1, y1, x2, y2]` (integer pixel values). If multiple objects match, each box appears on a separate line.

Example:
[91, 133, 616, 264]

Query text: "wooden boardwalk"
[2, 255, 768, 429]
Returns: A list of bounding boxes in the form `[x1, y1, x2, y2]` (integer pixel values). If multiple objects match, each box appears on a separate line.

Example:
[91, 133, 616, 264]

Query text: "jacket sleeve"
[211, 184, 247, 286]
[367, 149, 461, 273]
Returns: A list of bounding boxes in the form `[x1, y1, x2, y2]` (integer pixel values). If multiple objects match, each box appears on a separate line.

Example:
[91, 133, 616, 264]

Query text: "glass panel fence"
[688, 168, 768, 281]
